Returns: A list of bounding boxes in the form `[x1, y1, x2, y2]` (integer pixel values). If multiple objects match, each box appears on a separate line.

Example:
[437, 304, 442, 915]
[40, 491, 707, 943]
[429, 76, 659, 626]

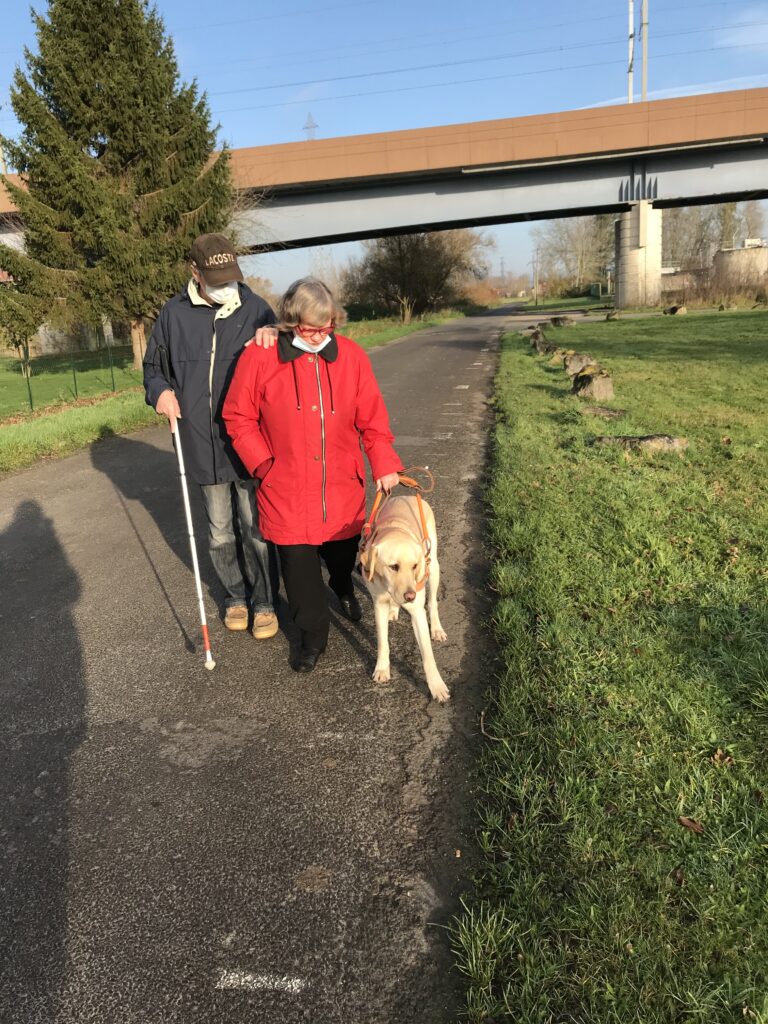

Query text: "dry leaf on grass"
[711, 748, 735, 767]
[677, 815, 704, 834]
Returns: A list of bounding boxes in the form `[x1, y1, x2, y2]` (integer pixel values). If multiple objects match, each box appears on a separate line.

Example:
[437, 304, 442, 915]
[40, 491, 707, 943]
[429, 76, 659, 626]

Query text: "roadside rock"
[605, 310, 620, 320]
[548, 348, 567, 366]
[564, 352, 597, 377]
[529, 329, 545, 346]
[551, 315, 576, 327]
[591, 434, 688, 453]
[664, 304, 687, 315]
[535, 336, 557, 355]
[572, 366, 614, 401]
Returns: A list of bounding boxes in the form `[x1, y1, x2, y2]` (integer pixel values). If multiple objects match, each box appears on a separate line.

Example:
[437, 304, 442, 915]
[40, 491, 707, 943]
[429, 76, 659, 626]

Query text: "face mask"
[292, 333, 331, 354]
[203, 280, 239, 305]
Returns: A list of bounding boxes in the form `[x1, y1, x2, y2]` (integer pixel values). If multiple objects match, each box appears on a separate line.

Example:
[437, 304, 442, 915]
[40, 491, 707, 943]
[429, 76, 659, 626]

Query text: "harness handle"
[359, 467, 435, 588]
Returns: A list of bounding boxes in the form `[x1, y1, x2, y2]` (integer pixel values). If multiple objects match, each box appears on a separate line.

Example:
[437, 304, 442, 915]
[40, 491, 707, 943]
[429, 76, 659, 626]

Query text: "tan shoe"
[224, 604, 249, 631]
[252, 611, 279, 640]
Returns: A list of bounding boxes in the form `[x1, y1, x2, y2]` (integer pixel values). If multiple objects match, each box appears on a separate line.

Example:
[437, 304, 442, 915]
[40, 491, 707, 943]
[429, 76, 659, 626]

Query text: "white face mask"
[202, 280, 239, 305]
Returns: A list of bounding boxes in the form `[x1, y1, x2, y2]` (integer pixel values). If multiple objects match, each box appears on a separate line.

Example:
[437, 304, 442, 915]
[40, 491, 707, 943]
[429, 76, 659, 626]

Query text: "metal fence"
[0, 344, 144, 417]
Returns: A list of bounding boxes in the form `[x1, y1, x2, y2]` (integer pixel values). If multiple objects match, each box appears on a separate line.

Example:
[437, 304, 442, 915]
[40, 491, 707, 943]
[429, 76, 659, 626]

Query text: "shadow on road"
[90, 429, 213, 649]
[0, 501, 85, 1019]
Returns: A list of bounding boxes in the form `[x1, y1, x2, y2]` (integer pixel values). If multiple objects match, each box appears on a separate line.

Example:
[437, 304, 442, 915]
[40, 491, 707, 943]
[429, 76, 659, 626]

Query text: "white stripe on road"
[215, 969, 306, 994]
[455, 385, 470, 389]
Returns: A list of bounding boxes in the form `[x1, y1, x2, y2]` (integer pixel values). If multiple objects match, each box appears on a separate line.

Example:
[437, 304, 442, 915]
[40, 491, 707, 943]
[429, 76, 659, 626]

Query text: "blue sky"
[2, 0, 768, 288]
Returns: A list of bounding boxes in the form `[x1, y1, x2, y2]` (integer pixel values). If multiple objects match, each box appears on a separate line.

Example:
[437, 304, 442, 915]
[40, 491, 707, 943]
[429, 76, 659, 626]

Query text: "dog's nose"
[404, 589, 417, 604]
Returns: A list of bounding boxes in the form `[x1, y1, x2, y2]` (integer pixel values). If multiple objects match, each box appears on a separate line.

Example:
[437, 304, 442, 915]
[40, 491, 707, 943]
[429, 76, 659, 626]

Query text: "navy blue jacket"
[143, 281, 275, 485]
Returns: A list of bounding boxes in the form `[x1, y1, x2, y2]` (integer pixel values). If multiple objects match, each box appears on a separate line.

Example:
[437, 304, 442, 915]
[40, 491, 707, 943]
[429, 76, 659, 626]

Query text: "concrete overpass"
[2, 89, 768, 305]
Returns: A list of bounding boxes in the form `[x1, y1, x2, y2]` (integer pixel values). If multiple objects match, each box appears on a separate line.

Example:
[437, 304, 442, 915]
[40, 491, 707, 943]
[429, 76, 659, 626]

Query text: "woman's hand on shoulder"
[245, 326, 278, 349]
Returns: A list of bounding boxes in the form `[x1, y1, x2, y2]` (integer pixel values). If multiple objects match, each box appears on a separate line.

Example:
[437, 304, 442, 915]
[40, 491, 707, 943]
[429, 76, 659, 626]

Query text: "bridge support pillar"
[615, 201, 662, 308]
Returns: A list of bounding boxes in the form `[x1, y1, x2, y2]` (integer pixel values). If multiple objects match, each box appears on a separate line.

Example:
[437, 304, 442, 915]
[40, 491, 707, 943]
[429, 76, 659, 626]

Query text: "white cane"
[158, 344, 216, 670]
[171, 422, 216, 670]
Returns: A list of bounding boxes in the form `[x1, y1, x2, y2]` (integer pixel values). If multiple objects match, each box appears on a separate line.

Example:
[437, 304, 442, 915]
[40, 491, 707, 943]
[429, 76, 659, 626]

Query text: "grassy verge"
[0, 344, 142, 418]
[0, 391, 155, 475]
[348, 309, 474, 349]
[455, 311, 768, 1022]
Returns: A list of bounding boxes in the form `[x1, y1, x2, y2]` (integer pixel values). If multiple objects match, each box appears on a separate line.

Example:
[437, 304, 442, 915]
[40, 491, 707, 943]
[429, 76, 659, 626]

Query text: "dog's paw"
[372, 666, 391, 684]
[429, 679, 451, 703]
[431, 626, 447, 642]
[389, 607, 400, 622]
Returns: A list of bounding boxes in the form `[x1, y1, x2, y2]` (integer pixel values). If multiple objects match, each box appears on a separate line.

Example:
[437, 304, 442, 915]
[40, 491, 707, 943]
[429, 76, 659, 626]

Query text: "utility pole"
[0, 145, 7, 176]
[533, 248, 540, 306]
[303, 113, 318, 141]
[627, 0, 635, 103]
[641, 0, 648, 101]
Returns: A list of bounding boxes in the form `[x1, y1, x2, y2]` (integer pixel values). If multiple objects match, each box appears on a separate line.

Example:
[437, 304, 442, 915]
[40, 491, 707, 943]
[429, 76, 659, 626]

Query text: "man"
[143, 233, 278, 638]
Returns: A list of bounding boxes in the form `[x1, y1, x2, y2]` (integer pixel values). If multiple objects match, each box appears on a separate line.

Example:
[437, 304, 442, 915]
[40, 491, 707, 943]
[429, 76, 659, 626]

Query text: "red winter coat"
[222, 331, 402, 545]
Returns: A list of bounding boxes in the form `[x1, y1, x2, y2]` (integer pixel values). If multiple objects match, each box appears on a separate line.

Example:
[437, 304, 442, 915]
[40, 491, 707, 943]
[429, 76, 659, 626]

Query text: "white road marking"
[472, 362, 483, 366]
[480, 347, 490, 352]
[433, 432, 453, 440]
[455, 384, 470, 390]
[215, 969, 306, 994]
[443, 402, 462, 406]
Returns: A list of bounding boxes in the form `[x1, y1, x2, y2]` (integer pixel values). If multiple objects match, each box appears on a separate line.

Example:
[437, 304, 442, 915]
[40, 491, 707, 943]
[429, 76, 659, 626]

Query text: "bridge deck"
[1, 89, 767, 218]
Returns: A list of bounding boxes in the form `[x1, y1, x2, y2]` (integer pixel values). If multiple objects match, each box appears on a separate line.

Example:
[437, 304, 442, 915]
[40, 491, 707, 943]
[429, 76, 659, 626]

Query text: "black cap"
[189, 233, 244, 286]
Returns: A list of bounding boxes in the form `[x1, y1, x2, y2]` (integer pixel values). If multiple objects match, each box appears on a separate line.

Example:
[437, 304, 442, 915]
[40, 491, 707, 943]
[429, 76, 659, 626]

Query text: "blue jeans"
[200, 480, 274, 613]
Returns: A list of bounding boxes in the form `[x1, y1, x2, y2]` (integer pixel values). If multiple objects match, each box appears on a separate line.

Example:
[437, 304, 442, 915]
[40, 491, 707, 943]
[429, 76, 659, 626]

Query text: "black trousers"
[277, 535, 360, 651]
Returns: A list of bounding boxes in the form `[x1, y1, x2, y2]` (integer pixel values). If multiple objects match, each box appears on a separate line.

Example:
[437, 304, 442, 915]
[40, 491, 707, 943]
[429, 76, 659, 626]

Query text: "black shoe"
[337, 592, 363, 622]
[290, 647, 324, 673]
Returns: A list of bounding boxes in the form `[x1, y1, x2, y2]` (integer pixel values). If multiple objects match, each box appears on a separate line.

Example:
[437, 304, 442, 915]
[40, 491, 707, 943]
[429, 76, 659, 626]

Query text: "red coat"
[222, 332, 402, 545]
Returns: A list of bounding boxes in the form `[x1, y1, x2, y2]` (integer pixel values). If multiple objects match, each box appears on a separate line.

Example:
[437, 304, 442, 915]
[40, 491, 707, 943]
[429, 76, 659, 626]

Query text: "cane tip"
[205, 657, 216, 671]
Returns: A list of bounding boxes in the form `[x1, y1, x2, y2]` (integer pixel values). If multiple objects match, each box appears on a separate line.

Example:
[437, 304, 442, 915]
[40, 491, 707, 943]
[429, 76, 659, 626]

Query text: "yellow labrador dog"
[359, 495, 449, 703]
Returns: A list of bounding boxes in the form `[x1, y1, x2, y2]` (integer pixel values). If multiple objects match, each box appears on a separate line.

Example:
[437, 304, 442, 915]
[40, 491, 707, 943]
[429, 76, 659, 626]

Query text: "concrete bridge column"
[615, 200, 662, 307]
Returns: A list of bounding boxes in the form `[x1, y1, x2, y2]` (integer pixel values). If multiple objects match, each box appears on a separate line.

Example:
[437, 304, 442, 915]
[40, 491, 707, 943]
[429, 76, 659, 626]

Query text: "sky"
[2, 0, 768, 289]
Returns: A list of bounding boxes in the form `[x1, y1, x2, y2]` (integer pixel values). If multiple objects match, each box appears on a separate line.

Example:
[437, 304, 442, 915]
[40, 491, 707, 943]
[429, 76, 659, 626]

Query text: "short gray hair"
[278, 277, 345, 330]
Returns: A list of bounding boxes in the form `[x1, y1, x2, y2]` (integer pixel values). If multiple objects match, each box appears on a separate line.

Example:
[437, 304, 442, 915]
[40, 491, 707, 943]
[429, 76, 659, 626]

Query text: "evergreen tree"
[0, 0, 233, 367]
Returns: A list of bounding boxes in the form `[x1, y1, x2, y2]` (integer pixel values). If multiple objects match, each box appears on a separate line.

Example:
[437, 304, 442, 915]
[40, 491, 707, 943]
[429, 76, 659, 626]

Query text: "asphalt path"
[0, 309, 518, 1023]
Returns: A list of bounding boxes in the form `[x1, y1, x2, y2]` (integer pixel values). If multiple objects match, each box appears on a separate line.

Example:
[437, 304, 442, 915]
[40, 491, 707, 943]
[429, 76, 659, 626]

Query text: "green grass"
[0, 391, 155, 475]
[348, 309, 474, 349]
[455, 310, 768, 1023]
[0, 345, 143, 418]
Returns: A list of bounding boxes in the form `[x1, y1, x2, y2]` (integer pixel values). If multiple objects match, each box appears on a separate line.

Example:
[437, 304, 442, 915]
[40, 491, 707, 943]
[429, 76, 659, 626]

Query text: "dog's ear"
[361, 543, 378, 581]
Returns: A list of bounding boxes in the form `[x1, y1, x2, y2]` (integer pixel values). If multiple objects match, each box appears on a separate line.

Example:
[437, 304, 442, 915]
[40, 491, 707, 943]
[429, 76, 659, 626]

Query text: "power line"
[184, 1, 732, 75]
[211, 37, 768, 116]
[209, 19, 768, 99]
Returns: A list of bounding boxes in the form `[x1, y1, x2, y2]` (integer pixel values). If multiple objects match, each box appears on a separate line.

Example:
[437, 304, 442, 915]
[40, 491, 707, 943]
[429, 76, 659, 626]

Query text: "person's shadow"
[0, 501, 86, 1019]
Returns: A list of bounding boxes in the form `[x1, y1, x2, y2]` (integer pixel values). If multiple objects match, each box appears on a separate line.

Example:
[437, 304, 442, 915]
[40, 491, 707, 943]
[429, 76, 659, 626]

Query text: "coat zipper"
[208, 320, 218, 478]
[314, 357, 327, 522]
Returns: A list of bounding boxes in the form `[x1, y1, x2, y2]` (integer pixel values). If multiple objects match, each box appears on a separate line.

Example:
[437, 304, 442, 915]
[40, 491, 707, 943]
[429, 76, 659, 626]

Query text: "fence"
[0, 344, 144, 418]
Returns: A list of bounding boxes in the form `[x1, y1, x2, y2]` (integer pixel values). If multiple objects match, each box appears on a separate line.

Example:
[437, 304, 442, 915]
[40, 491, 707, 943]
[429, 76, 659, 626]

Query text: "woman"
[222, 278, 402, 673]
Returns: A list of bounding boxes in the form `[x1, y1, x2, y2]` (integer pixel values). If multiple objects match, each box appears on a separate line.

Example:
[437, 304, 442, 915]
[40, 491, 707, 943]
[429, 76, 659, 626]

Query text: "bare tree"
[531, 215, 614, 293]
[341, 230, 493, 322]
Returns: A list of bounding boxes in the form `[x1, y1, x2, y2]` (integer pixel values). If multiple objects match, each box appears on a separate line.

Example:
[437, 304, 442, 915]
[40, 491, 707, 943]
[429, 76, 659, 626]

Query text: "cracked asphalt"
[0, 308, 517, 1023]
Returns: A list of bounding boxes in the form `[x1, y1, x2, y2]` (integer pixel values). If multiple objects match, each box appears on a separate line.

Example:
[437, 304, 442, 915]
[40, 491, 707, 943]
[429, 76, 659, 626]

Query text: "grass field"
[0, 345, 143, 419]
[454, 310, 768, 1022]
